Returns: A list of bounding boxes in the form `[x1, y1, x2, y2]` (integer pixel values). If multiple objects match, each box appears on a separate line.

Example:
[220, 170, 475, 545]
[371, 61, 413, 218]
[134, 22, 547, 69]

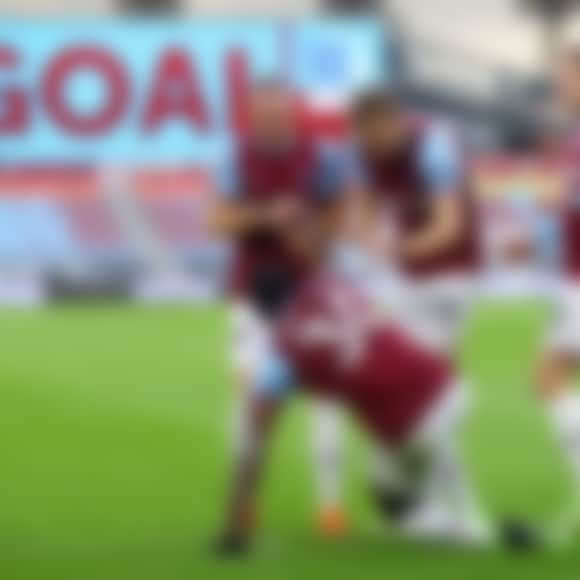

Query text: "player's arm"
[210, 197, 273, 236]
[349, 188, 393, 258]
[401, 196, 463, 259]
[208, 144, 271, 237]
[281, 143, 362, 263]
[284, 187, 352, 265]
[315, 143, 388, 255]
[209, 167, 278, 237]
[211, 193, 309, 239]
[208, 142, 307, 238]
[215, 348, 296, 555]
[400, 126, 465, 260]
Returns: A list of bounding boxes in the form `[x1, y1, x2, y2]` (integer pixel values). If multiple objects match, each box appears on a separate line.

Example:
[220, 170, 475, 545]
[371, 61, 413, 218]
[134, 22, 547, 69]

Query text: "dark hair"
[351, 88, 400, 123]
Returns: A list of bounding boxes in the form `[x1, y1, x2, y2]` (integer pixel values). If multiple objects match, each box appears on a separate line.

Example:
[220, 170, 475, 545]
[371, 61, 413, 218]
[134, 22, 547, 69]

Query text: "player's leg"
[230, 301, 267, 388]
[228, 301, 271, 529]
[538, 286, 580, 487]
[370, 445, 426, 528]
[232, 302, 348, 536]
[397, 381, 491, 544]
[411, 431, 489, 544]
[406, 274, 476, 355]
[311, 399, 347, 536]
[537, 352, 580, 484]
[370, 275, 477, 529]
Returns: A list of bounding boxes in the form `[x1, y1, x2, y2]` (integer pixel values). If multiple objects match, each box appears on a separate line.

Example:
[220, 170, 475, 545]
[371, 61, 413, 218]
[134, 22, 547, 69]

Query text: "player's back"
[277, 272, 452, 443]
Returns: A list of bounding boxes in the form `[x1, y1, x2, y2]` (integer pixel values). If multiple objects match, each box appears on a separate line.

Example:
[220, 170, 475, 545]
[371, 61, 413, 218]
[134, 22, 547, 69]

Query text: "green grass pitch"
[1, 300, 580, 579]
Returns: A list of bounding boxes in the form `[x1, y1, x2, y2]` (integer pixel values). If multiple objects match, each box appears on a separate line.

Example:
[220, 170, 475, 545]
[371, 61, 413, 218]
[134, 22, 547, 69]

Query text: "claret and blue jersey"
[216, 137, 353, 204]
[341, 119, 480, 277]
[215, 135, 354, 306]
[342, 122, 466, 199]
[250, 273, 452, 445]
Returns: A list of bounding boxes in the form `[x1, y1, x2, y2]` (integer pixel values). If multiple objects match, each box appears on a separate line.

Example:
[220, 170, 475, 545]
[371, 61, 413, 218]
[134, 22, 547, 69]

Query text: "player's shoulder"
[226, 134, 253, 159]
[414, 116, 466, 187]
[213, 138, 239, 198]
[312, 137, 354, 165]
[309, 137, 363, 196]
[319, 136, 367, 182]
[416, 117, 461, 156]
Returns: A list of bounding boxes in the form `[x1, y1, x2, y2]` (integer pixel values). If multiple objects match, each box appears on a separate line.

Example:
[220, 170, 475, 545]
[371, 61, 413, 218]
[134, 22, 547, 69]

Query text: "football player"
[214, 271, 490, 554]
[211, 79, 349, 535]
[329, 90, 482, 524]
[344, 89, 481, 354]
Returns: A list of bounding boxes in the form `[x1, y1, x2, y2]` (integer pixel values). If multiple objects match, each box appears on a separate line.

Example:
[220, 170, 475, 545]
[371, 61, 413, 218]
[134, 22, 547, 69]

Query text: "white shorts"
[546, 283, 580, 356]
[229, 301, 272, 380]
[394, 274, 477, 354]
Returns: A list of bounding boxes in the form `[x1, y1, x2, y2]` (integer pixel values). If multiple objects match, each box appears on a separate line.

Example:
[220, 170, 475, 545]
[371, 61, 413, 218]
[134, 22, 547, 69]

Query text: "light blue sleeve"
[533, 211, 563, 272]
[313, 142, 366, 201]
[418, 125, 463, 196]
[253, 346, 297, 399]
[214, 141, 241, 200]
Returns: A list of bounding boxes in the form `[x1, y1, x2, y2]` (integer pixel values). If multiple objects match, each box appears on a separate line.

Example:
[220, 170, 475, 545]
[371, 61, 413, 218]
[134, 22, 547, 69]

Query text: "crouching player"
[214, 272, 490, 554]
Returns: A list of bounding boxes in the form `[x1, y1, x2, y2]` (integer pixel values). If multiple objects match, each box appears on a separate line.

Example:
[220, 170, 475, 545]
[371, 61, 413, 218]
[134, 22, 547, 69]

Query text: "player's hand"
[365, 222, 396, 261]
[265, 196, 304, 229]
[212, 529, 250, 557]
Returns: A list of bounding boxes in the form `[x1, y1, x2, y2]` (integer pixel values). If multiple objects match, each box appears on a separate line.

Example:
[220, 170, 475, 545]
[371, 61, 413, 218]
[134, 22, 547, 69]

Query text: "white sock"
[230, 392, 251, 459]
[370, 447, 407, 491]
[417, 437, 490, 544]
[550, 390, 580, 483]
[312, 401, 343, 510]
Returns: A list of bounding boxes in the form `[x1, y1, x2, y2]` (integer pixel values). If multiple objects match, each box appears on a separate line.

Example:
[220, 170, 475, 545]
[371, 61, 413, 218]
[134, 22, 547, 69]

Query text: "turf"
[1, 300, 580, 579]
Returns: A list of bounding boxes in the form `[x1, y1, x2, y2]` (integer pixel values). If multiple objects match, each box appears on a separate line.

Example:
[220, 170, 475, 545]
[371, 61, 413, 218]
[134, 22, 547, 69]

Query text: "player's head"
[554, 44, 580, 115]
[247, 78, 298, 146]
[350, 88, 407, 157]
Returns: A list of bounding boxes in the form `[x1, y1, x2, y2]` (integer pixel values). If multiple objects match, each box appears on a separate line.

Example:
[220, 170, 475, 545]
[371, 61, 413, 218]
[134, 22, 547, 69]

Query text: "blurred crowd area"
[1, 0, 580, 305]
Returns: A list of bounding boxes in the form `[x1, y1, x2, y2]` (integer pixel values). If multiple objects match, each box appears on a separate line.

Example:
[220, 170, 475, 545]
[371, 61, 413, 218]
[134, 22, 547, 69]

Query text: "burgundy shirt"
[219, 136, 343, 300]
[276, 273, 452, 444]
[355, 121, 480, 278]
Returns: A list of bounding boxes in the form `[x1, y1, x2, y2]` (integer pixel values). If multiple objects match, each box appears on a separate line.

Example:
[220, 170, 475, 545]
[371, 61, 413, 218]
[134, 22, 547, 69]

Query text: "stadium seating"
[0, 199, 78, 268]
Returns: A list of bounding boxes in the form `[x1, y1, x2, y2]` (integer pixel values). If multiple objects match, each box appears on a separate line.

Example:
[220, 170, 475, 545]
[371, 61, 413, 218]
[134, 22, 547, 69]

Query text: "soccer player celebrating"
[536, 47, 580, 499]
[211, 79, 349, 536]
[328, 91, 482, 533]
[214, 270, 490, 554]
[344, 90, 480, 354]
